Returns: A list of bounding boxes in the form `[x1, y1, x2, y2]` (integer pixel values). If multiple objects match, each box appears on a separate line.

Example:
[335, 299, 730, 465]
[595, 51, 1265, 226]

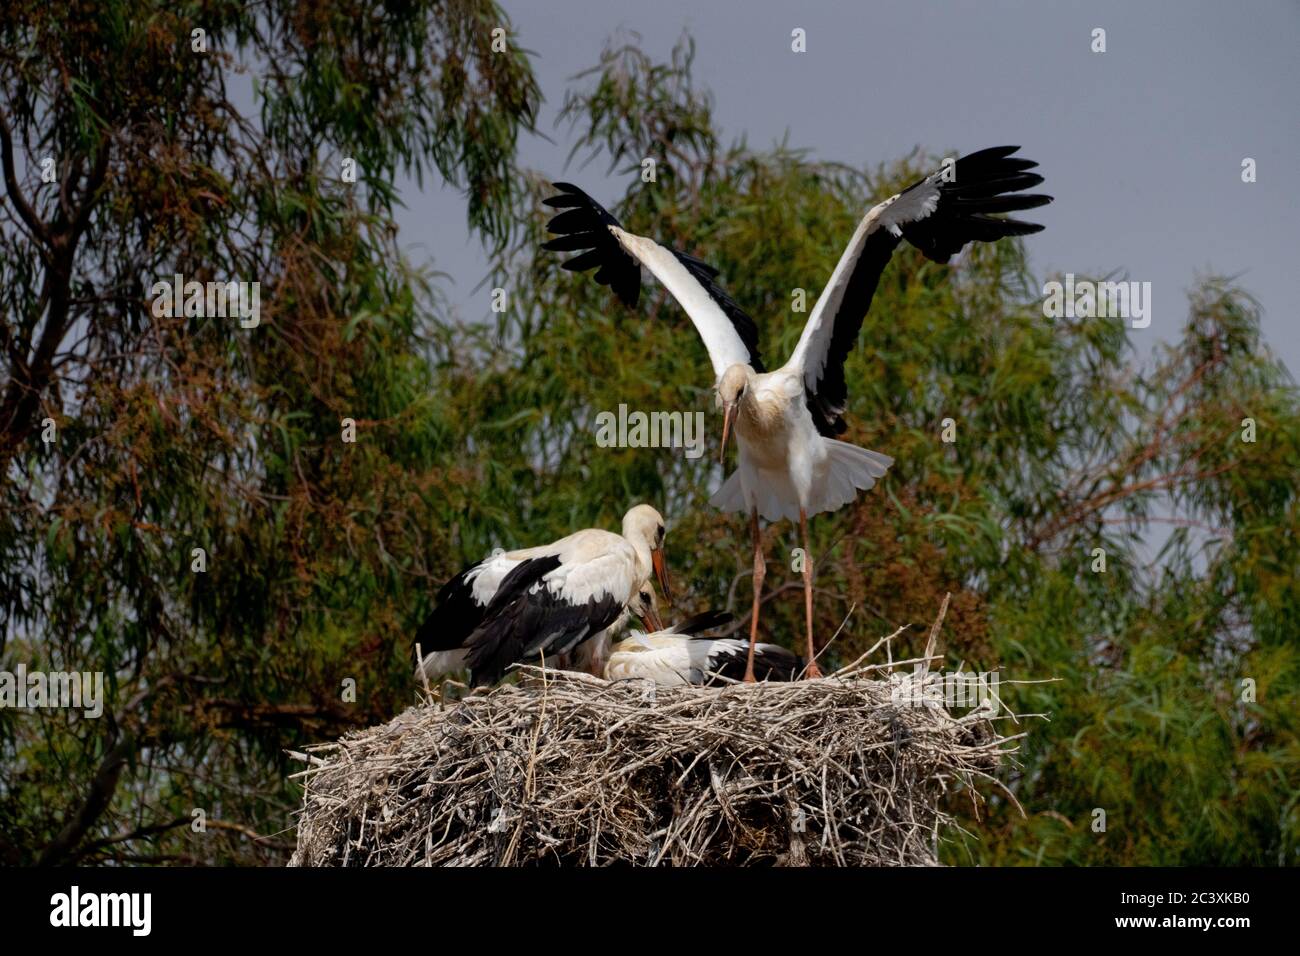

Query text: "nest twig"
[289, 629, 1030, 866]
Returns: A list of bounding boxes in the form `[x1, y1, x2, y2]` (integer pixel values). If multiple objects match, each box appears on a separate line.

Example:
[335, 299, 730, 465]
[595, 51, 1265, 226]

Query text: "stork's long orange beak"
[719, 402, 738, 465]
[639, 602, 664, 633]
[651, 547, 673, 606]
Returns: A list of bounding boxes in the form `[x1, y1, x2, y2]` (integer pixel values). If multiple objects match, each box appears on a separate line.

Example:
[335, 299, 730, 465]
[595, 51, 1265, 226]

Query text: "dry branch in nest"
[290, 612, 1032, 867]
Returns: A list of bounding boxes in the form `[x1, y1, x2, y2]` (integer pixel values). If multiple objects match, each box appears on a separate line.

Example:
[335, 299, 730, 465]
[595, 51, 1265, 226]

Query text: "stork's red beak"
[719, 402, 738, 465]
[651, 547, 673, 606]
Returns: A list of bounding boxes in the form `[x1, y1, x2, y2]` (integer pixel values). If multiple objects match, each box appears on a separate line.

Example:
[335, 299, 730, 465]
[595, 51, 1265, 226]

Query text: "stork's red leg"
[743, 508, 763, 683]
[800, 508, 823, 679]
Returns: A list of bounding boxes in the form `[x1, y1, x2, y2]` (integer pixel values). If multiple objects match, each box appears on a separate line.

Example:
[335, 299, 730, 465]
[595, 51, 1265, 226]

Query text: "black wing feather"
[543, 182, 764, 371]
[413, 562, 492, 659]
[805, 146, 1052, 436]
[804, 228, 901, 436]
[542, 182, 641, 307]
[462, 555, 626, 686]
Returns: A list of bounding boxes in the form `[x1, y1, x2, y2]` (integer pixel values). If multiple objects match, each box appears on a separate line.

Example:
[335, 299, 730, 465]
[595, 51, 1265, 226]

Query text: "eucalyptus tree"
[3, 16, 1293, 867]
[484, 38, 1298, 866]
[1, 0, 538, 866]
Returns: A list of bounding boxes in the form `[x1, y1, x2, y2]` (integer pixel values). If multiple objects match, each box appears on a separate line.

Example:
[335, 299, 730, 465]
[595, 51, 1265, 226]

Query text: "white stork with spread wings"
[414, 504, 671, 686]
[545, 147, 1052, 680]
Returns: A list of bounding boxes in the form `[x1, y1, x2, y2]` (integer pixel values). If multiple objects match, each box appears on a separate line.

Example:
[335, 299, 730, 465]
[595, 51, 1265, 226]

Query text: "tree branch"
[0, 107, 51, 246]
[37, 733, 135, 867]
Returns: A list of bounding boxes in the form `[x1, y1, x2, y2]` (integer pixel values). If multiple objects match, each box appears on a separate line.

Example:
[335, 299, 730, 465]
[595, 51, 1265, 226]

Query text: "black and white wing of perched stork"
[414, 504, 670, 687]
[605, 588, 803, 686]
[544, 147, 1051, 681]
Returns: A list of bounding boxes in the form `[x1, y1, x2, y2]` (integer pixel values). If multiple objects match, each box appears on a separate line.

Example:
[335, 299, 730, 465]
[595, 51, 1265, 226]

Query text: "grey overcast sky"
[397, 0, 1299, 373]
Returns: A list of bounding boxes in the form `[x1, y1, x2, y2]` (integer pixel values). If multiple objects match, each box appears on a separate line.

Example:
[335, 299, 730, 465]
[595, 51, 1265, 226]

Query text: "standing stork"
[414, 504, 671, 686]
[545, 146, 1052, 680]
[606, 587, 803, 686]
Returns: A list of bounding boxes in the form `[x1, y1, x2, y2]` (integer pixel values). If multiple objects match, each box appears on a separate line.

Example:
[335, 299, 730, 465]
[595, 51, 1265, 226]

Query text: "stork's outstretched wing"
[788, 146, 1052, 436]
[543, 183, 764, 377]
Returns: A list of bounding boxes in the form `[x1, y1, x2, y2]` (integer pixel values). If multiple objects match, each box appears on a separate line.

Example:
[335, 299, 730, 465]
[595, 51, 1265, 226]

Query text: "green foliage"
[1, 17, 1294, 867]
[483, 38, 1300, 867]
[0, 0, 538, 865]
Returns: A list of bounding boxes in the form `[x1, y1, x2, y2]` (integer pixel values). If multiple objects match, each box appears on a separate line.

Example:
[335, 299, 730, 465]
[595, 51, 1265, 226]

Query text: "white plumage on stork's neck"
[414, 504, 671, 687]
[545, 147, 1052, 680]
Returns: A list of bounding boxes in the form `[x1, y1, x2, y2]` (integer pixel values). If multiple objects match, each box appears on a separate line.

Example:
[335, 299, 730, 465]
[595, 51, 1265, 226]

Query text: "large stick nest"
[289, 640, 1028, 867]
